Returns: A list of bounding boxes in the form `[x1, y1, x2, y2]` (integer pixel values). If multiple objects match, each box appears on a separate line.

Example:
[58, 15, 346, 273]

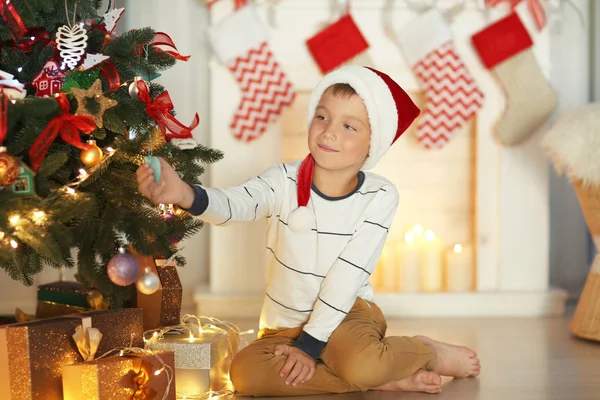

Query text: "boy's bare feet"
[415, 335, 481, 378]
[374, 369, 442, 394]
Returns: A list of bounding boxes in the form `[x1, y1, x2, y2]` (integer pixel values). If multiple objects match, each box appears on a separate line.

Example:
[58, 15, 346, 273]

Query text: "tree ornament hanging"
[103, 8, 125, 34]
[107, 247, 140, 286]
[0, 97, 18, 187]
[136, 267, 160, 295]
[56, 24, 89, 70]
[0, 147, 19, 187]
[32, 60, 66, 97]
[128, 76, 147, 100]
[70, 79, 117, 128]
[80, 139, 103, 167]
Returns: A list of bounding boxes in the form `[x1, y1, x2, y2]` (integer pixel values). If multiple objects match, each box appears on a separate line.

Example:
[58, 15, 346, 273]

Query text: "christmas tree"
[0, 1, 222, 306]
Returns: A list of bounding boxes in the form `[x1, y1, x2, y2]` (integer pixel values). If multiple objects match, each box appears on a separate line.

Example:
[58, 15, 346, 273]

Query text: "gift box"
[35, 280, 108, 319]
[133, 251, 182, 330]
[66, 309, 145, 352]
[62, 350, 176, 399]
[146, 327, 233, 397]
[0, 309, 143, 400]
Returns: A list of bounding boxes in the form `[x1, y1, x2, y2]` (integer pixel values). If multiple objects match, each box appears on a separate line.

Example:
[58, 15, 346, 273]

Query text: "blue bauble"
[144, 156, 161, 184]
[107, 247, 140, 286]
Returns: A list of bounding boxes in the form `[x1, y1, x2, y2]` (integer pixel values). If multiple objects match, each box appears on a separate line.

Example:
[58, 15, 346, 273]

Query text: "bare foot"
[415, 335, 481, 378]
[374, 369, 442, 394]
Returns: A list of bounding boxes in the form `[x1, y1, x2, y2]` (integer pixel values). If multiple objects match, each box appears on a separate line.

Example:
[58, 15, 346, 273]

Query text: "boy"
[137, 66, 481, 396]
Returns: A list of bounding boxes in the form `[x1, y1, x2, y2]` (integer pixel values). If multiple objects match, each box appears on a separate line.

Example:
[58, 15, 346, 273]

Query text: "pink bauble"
[107, 247, 140, 286]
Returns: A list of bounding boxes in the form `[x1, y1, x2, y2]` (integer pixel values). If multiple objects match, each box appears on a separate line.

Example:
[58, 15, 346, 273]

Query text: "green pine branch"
[0, 0, 224, 307]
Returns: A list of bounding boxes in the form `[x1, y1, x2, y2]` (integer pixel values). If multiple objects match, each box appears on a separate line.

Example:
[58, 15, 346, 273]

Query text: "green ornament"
[62, 66, 101, 92]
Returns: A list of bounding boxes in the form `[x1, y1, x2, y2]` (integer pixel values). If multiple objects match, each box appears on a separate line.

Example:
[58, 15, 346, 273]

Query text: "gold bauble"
[80, 140, 103, 167]
[0, 146, 20, 187]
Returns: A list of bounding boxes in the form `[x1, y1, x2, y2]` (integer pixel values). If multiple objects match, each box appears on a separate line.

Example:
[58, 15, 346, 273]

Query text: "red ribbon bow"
[0, 1, 27, 40]
[0, 95, 8, 145]
[133, 32, 191, 62]
[136, 80, 199, 142]
[28, 93, 96, 172]
[151, 32, 191, 62]
[485, 0, 546, 31]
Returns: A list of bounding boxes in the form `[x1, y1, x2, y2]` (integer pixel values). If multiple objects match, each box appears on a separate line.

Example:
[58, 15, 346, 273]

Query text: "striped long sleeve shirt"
[183, 159, 399, 359]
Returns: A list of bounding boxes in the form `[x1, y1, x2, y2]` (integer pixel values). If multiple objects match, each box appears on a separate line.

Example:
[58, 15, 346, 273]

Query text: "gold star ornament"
[70, 79, 118, 128]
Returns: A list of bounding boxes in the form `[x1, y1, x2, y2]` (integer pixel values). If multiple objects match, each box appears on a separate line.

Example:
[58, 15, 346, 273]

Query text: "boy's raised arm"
[181, 163, 286, 226]
[292, 186, 399, 360]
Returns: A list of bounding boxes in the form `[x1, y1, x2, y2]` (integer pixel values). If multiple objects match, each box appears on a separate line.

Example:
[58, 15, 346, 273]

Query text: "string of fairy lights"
[0, 75, 171, 252]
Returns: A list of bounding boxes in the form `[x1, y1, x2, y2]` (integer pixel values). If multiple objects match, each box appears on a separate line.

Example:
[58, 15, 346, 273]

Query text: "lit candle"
[445, 244, 473, 292]
[396, 231, 420, 292]
[420, 230, 443, 292]
[379, 242, 397, 292]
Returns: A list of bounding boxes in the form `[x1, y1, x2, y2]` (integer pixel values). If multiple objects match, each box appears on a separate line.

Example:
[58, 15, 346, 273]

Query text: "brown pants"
[230, 298, 437, 396]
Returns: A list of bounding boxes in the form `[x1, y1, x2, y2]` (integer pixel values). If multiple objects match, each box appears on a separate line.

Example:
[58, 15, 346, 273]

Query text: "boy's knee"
[230, 346, 276, 396]
[230, 351, 258, 395]
[335, 354, 387, 390]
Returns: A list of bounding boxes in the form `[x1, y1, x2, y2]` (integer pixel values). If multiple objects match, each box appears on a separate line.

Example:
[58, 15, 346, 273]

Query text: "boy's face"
[308, 90, 370, 173]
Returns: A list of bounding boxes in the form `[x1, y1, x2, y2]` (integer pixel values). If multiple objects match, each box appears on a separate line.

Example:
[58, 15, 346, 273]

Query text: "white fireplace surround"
[195, 0, 567, 318]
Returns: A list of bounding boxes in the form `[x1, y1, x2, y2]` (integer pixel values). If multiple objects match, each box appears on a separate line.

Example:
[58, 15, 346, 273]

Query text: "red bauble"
[0, 151, 20, 187]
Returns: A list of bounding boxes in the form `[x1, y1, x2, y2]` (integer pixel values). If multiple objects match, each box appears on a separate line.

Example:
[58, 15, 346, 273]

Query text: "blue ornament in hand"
[144, 156, 161, 184]
[107, 247, 140, 286]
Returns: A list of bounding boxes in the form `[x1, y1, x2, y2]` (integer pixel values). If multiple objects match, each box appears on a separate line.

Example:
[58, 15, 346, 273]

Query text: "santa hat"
[287, 65, 420, 232]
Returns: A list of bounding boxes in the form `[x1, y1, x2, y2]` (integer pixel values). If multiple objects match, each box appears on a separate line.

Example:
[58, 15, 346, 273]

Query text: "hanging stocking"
[208, 4, 295, 143]
[305, 5, 370, 74]
[472, 12, 557, 146]
[398, 9, 484, 149]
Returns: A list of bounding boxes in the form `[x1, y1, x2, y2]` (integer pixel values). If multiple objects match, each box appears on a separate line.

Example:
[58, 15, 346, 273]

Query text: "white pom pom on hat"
[288, 66, 420, 233]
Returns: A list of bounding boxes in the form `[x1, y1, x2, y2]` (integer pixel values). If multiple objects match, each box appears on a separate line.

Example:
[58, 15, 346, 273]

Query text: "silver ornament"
[136, 267, 160, 295]
[128, 76, 147, 100]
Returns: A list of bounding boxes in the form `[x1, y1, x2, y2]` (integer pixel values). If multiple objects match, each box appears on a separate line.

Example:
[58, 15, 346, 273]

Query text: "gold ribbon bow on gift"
[87, 290, 109, 310]
[131, 359, 158, 400]
[72, 325, 103, 362]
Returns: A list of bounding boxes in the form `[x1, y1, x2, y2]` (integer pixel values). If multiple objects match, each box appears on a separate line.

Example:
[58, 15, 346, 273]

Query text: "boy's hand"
[136, 157, 195, 208]
[274, 344, 316, 386]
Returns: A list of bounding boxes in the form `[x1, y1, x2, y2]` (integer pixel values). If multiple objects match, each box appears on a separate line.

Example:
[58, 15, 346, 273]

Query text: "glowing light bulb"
[9, 215, 20, 225]
[454, 244, 462, 253]
[0, 232, 4, 239]
[425, 230, 435, 241]
[413, 224, 423, 235]
[188, 333, 195, 342]
[78, 169, 88, 179]
[106, 147, 115, 153]
[32, 211, 45, 221]
[404, 231, 415, 244]
[10, 99, 16, 104]
[153, 331, 158, 337]
[17, 67, 22, 72]
[154, 367, 163, 376]
[10, 240, 18, 249]
[67, 188, 76, 195]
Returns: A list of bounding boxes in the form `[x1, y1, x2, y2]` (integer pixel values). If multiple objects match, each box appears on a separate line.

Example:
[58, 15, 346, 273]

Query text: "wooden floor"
[232, 316, 600, 400]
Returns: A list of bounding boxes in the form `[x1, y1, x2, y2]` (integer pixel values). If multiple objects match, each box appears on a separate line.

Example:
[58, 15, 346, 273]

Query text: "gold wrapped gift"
[0, 309, 144, 400]
[146, 327, 232, 397]
[62, 350, 176, 400]
[0, 316, 84, 400]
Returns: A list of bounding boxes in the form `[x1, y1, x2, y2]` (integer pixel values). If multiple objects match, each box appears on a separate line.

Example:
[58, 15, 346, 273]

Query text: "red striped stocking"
[208, 4, 295, 142]
[398, 9, 484, 149]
